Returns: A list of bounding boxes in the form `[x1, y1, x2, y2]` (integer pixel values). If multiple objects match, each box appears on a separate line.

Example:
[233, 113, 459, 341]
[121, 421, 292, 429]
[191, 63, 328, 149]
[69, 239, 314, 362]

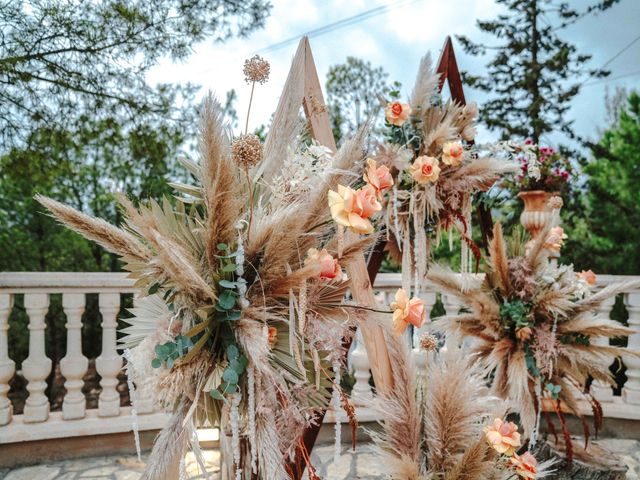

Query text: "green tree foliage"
[562, 91, 640, 274]
[326, 56, 399, 145]
[0, 0, 271, 148]
[457, 0, 619, 144]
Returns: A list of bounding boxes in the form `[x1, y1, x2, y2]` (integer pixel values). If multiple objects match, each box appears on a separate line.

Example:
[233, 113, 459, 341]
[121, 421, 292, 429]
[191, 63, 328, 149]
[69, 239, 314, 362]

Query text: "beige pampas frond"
[35, 194, 150, 262]
[558, 314, 636, 338]
[488, 223, 511, 296]
[572, 279, 640, 315]
[199, 94, 240, 267]
[140, 400, 191, 480]
[425, 349, 499, 473]
[410, 52, 440, 114]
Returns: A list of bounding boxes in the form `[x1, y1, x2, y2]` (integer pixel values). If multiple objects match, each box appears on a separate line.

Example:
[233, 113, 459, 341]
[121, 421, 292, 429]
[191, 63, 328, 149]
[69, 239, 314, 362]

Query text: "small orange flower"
[442, 141, 464, 167]
[363, 158, 394, 198]
[267, 326, 278, 349]
[390, 288, 425, 335]
[578, 269, 597, 285]
[409, 156, 440, 184]
[328, 185, 378, 234]
[510, 451, 538, 479]
[305, 248, 341, 280]
[544, 226, 567, 252]
[385, 102, 412, 127]
[484, 418, 521, 455]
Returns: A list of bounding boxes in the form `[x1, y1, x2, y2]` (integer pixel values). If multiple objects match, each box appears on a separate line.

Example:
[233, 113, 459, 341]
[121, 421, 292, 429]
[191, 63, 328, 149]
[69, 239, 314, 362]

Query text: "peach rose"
[390, 288, 426, 335]
[409, 155, 440, 184]
[267, 326, 278, 349]
[442, 141, 464, 167]
[385, 102, 412, 127]
[328, 185, 379, 234]
[484, 418, 521, 455]
[305, 248, 341, 280]
[363, 158, 394, 198]
[578, 269, 597, 285]
[510, 451, 538, 479]
[544, 226, 567, 252]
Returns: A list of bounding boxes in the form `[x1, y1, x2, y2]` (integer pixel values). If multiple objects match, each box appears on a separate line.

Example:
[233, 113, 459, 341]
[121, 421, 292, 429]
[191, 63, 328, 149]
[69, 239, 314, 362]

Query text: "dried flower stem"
[245, 165, 254, 241]
[245, 81, 256, 135]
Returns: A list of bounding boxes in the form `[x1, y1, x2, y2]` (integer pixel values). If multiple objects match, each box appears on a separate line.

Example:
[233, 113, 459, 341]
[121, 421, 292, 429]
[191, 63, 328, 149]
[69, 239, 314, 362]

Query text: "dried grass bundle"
[427, 221, 640, 461]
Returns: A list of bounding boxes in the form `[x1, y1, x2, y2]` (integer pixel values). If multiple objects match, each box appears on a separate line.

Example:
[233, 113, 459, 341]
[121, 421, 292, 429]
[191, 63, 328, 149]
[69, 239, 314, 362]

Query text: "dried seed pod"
[231, 134, 263, 168]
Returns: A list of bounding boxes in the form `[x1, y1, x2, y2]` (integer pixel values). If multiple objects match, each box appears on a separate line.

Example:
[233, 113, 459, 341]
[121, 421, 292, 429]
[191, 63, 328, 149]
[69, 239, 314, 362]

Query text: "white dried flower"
[243, 55, 270, 84]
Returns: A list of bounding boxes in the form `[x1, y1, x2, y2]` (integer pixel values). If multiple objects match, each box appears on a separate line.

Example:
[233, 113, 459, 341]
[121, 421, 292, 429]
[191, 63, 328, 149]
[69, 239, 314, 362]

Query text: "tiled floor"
[1, 439, 638, 479]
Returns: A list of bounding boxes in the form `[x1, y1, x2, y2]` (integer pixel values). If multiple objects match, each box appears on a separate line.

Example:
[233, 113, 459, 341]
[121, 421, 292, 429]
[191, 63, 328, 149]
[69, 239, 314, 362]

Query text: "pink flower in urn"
[544, 226, 567, 252]
[510, 451, 538, 479]
[385, 101, 412, 127]
[578, 269, 597, 285]
[390, 288, 426, 335]
[483, 418, 521, 455]
[363, 158, 394, 198]
[409, 156, 441, 184]
[305, 248, 341, 280]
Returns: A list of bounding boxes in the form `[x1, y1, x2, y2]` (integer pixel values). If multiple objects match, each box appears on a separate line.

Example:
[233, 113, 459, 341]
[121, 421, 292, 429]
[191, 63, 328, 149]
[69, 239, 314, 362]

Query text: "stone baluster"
[350, 328, 374, 406]
[412, 291, 436, 372]
[590, 296, 616, 402]
[96, 293, 122, 417]
[0, 293, 14, 425]
[22, 293, 51, 423]
[60, 293, 88, 419]
[623, 291, 640, 404]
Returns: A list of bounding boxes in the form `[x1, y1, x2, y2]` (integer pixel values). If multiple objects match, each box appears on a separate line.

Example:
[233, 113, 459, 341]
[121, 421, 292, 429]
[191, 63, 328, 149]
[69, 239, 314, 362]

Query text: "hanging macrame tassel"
[248, 365, 257, 474]
[392, 185, 402, 249]
[298, 280, 307, 335]
[235, 221, 249, 309]
[332, 360, 342, 468]
[337, 225, 344, 259]
[531, 379, 543, 449]
[312, 349, 321, 390]
[123, 349, 142, 462]
[231, 393, 242, 480]
[401, 226, 412, 295]
[179, 457, 188, 480]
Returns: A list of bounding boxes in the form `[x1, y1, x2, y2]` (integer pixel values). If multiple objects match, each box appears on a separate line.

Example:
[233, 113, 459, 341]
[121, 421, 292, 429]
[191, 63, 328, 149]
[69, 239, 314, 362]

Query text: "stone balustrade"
[1, 271, 639, 449]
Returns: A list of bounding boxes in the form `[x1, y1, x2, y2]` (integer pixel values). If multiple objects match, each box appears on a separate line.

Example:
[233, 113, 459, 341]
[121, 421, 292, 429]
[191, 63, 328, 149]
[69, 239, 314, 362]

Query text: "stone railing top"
[1, 271, 638, 294]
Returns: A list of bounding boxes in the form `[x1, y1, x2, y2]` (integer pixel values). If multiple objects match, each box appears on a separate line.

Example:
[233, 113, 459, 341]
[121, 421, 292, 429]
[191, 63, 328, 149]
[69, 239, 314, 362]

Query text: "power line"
[579, 34, 640, 87]
[255, 0, 421, 54]
[583, 69, 640, 87]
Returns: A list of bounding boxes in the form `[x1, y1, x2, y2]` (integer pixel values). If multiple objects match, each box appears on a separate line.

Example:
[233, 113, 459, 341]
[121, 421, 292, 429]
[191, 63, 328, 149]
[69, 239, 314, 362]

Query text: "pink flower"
[578, 269, 597, 285]
[390, 288, 425, 335]
[484, 418, 521, 455]
[385, 102, 412, 127]
[305, 248, 341, 280]
[409, 155, 440, 184]
[328, 185, 380, 234]
[363, 158, 394, 198]
[442, 141, 464, 167]
[524, 138, 534, 145]
[510, 451, 538, 479]
[544, 226, 567, 252]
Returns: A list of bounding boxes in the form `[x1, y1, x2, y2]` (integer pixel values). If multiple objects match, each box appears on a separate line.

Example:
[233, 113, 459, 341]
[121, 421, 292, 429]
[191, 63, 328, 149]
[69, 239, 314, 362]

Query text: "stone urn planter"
[518, 190, 562, 240]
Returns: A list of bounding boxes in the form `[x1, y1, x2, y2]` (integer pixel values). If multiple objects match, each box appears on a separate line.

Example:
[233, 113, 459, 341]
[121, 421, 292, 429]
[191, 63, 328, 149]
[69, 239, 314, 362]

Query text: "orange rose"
[578, 269, 597, 285]
[409, 156, 440, 184]
[267, 326, 278, 349]
[305, 248, 341, 280]
[363, 158, 394, 198]
[390, 288, 426, 335]
[510, 451, 538, 479]
[328, 185, 380, 234]
[544, 226, 567, 252]
[385, 102, 411, 127]
[442, 141, 464, 167]
[484, 418, 521, 455]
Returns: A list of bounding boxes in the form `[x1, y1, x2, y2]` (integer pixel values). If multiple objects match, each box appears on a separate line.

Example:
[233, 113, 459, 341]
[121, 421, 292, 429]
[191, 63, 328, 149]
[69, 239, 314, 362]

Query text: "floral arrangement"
[370, 53, 517, 293]
[370, 331, 552, 479]
[36, 57, 378, 478]
[427, 222, 640, 461]
[496, 141, 575, 194]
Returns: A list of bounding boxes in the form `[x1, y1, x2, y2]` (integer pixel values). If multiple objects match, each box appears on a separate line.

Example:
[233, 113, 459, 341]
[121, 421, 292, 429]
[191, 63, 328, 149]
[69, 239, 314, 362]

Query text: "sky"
[148, 0, 640, 149]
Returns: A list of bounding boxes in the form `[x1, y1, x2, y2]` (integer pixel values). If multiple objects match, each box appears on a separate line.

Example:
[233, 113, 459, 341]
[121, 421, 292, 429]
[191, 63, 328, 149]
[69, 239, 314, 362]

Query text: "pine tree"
[457, 0, 619, 143]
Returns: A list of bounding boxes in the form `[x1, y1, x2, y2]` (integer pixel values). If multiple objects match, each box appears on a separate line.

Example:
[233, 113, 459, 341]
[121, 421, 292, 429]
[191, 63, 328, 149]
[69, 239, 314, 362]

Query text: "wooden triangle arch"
[265, 36, 492, 479]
